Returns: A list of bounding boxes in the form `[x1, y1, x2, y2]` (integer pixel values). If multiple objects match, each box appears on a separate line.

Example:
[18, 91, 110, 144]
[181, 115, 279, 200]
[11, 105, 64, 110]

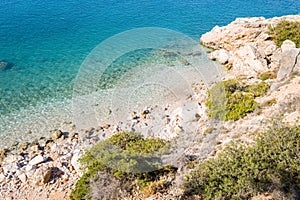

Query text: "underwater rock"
[0, 60, 13, 71]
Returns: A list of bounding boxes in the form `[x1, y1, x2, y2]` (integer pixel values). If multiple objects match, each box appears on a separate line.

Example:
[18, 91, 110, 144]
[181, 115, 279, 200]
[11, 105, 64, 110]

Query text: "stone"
[30, 145, 40, 152]
[18, 173, 27, 183]
[277, 48, 300, 80]
[69, 132, 76, 138]
[130, 111, 139, 120]
[101, 124, 110, 129]
[51, 129, 63, 140]
[209, 49, 230, 64]
[28, 155, 45, 166]
[265, 44, 277, 56]
[140, 113, 147, 120]
[18, 141, 29, 151]
[25, 164, 35, 172]
[4, 154, 23, 163]
[174, 125, 184, 134]
[71, 151, 83, 176]
[281, 40, 296, 52]
[0, 173, 6, 182]
[34, 167, 52, 185]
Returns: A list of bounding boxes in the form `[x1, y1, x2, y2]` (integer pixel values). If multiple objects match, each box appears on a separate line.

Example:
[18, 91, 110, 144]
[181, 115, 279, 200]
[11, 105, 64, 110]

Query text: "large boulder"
[281, 40, 296, 52]
[209, 49, 230, 64]
[232, 45, 267, 76]
[277, 48, 300, 80]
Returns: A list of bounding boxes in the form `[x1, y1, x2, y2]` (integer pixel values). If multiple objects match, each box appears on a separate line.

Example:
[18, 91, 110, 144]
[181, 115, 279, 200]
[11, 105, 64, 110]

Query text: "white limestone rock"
[281, 40, 296, 52]
[28, 155, 45, 166]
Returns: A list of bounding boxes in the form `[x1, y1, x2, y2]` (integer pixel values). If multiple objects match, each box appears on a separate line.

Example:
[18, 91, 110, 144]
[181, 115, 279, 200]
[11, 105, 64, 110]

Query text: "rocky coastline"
[1, 14, 300, 199]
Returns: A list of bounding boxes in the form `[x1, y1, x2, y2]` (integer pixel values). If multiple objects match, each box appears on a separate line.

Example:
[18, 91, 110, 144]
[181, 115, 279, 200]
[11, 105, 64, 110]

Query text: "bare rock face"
[277, 48, 300, 80]
[200, 15, 300, 78]
[200, 17, 268, 51]
[232, 45, 267, 76]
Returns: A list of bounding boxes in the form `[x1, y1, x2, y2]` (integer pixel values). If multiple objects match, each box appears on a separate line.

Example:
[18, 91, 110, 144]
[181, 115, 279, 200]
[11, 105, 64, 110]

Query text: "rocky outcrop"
[201, 15, 300, 78]
[277, 40, 300, 80]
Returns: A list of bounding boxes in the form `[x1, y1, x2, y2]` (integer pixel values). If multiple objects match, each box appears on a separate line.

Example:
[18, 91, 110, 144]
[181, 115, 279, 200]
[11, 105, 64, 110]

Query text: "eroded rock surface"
[201, 15, 300, 78]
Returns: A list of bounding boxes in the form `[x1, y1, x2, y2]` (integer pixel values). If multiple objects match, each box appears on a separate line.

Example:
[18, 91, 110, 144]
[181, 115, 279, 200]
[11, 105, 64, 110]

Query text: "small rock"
[164, 117, 170, 125]
[195, 113, 201, 119]
[101, 124, 110, 129]
[174, 125, 184, 133]
[0, 149, 8, 160]
[265, 44, 277, 56]
[4, 154, 23, 163]
[29, 155, 45, 166]
[71, 151, 83, 176]
[18, 141, 29, 151]
[18, 173, 27, 183]
[0, 173, 6, 182]
[30, 145, 40, 152]
[130, 111, 139, 120]
[69, 132, 76, 138]
[2, 164, 14, 174]
[34, 167, 52, 185]
[140, 113, 147, 120]
[25, 164, 35, 172]
[142, 109, 150, 115]
[51, 130, 63, 140]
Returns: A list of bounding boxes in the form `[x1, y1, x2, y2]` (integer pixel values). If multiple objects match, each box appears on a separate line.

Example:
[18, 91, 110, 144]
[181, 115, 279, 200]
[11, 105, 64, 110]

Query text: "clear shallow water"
[0, 0, 299, 145]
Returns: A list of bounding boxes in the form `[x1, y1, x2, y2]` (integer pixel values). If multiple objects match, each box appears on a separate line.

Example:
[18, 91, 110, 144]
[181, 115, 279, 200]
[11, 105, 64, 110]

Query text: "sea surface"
[0, 0, 299, 146]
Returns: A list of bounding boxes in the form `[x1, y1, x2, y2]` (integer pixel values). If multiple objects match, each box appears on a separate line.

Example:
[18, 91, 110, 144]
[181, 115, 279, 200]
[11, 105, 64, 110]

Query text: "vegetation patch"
[258, 71, 277, 81]
[183, 125, 300, 199]
[244, 81, 269, 97]
[206, 79, 269, 121]
[268, 20, 300, 48]
[70, 131, 175, 200]
[261, 98, 277, 107]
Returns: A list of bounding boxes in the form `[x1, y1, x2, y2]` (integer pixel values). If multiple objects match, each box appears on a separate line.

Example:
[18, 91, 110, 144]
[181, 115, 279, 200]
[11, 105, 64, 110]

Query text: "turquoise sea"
[0, 0, 299, 146]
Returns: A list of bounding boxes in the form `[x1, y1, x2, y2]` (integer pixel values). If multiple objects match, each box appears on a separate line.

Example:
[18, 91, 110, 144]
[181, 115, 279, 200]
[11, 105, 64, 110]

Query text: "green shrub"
[225, 91, 257, 120]
[258, 71, 277, 81]
[184, 125, 300, 199]
[206, 80, 268, 121]
[244, 81, 269, 97]
[268, 20, 300, 48]
[70, 131, 173, 200]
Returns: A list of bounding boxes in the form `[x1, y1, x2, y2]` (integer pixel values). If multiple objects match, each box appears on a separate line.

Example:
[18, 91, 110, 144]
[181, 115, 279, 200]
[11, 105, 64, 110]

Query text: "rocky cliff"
[201, 15, 300, 79]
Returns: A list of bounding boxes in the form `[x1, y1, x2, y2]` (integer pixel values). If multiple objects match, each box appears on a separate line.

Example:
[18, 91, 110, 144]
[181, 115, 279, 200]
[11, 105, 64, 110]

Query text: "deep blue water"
[0, 0, 299, 116]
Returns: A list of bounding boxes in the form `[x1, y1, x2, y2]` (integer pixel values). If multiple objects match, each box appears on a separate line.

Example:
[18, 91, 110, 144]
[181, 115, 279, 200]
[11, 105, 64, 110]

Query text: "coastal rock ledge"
[200, 15, 300, 78]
